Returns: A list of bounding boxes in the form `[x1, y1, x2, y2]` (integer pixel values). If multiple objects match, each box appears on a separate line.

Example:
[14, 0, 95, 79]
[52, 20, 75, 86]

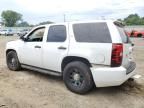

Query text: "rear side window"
[73, 23, 112, 43]
[116, 26, 131, 43]
[47, 25, 66, 42]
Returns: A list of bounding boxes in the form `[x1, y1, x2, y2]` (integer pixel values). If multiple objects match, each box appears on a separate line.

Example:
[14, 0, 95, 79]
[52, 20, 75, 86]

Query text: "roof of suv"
[34, 20, 124, 43]
[38, 20, 114, 27]
[69, 20, 113, 24]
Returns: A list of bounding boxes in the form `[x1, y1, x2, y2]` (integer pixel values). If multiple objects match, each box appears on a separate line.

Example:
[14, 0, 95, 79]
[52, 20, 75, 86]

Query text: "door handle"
[58, 46, 67, 50]
[35, 45, 41, 48]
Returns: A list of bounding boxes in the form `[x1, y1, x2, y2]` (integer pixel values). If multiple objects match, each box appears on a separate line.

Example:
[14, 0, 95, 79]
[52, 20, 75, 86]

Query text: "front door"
[19, 27, 46, 68]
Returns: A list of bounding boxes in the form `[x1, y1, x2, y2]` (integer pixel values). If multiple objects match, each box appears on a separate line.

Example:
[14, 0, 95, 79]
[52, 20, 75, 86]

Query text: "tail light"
[111, 44, 123, 67]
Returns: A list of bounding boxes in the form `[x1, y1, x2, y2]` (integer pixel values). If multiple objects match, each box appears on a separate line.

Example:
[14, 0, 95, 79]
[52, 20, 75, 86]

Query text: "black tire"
[137, 34, 142, 38]
[6, 51, 21, 71]
[63, 61, 94, 94]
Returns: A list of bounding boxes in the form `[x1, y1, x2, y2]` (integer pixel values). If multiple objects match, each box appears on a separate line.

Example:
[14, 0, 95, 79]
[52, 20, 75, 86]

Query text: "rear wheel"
[6, 51, 21, 71]
[63, 61, 94, 94]
[137, 34, 142, 37]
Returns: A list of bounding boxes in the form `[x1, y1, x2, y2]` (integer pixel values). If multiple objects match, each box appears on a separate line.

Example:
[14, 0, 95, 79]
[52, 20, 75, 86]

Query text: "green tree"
[117, 14, 144, 25]
[139, 17, 144, 25]
[124, 14, 140, 25]
[38, 21, 53, 25]
[1, 10, 22, 27]
[17, 21, 29, 27]
[117, 19, 122, 22]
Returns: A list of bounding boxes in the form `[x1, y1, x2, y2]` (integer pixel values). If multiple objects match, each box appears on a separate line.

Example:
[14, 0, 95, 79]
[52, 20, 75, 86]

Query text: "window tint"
[73, 23, 112, 43]
[47, 25, 66, 42]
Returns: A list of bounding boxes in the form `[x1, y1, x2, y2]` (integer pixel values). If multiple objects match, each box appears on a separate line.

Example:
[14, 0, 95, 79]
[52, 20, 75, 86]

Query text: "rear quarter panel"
[68, 43, 112, 65]
[68, 22, 113, 65]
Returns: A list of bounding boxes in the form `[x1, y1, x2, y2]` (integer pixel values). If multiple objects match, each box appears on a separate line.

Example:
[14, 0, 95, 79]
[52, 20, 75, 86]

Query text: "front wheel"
[63, 61, 94, 94]
[6, 51, 21, 71]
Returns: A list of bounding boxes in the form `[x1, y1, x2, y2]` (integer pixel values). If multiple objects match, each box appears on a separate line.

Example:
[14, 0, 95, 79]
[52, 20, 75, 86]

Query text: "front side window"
[73, 23, 112, 43]
[47, 25, 66, 42]
[26, 27, 45, 42]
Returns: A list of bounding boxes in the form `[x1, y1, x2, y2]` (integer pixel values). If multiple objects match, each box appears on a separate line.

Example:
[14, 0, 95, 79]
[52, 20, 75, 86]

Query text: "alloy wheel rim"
[69, 68, 84, 87]
[10, 57, 16, 67]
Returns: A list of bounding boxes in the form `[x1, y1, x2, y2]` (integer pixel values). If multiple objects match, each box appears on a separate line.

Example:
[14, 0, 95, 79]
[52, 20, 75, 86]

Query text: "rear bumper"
[91, 62, 136, 87]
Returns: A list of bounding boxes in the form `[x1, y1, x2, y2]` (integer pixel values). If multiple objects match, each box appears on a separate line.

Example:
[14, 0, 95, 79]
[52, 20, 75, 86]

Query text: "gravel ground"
[0, 36, 144, 108]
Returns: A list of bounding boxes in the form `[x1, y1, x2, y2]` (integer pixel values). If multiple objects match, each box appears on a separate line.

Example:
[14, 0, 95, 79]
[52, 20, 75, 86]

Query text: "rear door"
[42, 24, 69, 72]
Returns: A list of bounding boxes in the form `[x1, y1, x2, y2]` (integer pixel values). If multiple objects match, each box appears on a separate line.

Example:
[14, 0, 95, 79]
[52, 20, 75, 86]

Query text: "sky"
[0, 0, 144, 24]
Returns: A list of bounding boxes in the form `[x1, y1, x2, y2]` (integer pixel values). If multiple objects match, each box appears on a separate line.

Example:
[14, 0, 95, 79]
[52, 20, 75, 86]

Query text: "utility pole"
[101, 16, 105, 20]
[64, 14, 66, 22]
[0, 17, 2, 28]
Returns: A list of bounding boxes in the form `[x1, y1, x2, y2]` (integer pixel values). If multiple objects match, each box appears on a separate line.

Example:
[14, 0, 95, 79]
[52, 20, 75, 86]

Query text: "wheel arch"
[6, 49, 17, 55]
[61, 56, 92, 72]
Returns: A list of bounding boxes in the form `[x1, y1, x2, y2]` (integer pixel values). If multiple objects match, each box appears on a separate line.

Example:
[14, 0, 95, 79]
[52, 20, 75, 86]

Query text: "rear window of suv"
[116, 26, 131, 43]
[73, 22, 112, 43]
[114, 21, 131, 43]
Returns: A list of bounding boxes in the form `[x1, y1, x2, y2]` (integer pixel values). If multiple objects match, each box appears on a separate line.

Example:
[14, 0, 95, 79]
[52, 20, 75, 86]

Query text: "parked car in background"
[17, 29, 29, 37]
[125, 30, 144, 37]
[131, 30, 144, 37]
[0, 29, 14, 36]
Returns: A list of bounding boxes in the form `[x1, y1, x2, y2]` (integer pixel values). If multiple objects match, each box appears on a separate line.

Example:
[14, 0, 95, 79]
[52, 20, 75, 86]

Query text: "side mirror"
[20, 36, 27, 41]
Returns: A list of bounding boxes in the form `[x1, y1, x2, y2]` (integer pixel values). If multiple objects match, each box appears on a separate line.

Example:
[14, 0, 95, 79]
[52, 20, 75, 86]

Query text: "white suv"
[6, 20, 136, 94]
